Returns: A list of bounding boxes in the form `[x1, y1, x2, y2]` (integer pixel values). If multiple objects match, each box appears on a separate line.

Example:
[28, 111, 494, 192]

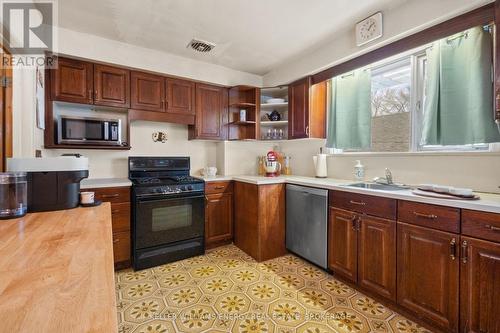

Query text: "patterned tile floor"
[115, 245, 432, 333]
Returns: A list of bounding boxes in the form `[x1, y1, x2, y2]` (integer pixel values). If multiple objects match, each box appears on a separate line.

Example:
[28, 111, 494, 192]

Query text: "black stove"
[129, 156, 205, 270]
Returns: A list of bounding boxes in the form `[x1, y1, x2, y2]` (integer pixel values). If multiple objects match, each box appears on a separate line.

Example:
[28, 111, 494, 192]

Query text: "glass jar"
[0, 172, 28, 219]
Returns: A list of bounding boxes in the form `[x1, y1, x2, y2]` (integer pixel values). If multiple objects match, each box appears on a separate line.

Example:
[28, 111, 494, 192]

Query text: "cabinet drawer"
[205, 181, 233, 194]
[111, 202, 130, 233]
[112, 231, 130, 263]
[91, 187, 130, 204]
[329, 190, 396, 220]
[398, 201, 460, 233]
[462, 210, 500, 242]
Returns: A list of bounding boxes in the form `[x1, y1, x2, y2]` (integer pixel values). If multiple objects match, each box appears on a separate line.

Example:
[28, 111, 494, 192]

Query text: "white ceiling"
[57, 0, 408, 75]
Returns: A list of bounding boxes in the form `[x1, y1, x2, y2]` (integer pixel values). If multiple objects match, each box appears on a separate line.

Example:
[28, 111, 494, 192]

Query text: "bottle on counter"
[283, 156, 292, 175]
[258, 156, 266, 176]
[354, 160, 365, 181]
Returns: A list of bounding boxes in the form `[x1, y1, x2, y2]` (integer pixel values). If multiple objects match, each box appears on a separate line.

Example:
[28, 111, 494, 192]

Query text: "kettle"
[266, 110, 281, 121]
[313, 151, 328, 178]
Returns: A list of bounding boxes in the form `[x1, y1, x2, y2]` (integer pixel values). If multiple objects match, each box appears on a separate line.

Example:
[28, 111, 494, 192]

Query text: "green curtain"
[421, 26, 500, 145]
[326, 69, 372, 149]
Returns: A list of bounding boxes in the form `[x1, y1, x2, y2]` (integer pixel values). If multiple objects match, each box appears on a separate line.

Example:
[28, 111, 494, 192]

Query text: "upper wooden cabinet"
[288, 77, 327, 139]
[51, 57, 130, 108]
[165, 78, 195, 115]
[130, 71, 165, 112]
[51, 57, 93, 104]
[189, 83, 227, 140]
[397, 222, 459, 333]
[94, 64, 130, 108]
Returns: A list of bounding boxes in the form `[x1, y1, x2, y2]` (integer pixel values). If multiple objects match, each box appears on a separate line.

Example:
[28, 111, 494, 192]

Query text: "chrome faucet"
[373, 168, 393, 185]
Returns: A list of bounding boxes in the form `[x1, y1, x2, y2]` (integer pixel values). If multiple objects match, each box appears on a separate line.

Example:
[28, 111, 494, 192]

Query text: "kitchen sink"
[343, 182, 409, 191]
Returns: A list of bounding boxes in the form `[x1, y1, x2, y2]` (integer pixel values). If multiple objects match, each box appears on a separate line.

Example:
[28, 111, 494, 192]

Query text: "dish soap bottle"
[354, 160, 364, 181]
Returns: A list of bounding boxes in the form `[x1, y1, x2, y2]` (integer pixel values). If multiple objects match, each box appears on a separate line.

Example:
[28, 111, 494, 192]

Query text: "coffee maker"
[264, 151, 281, 177]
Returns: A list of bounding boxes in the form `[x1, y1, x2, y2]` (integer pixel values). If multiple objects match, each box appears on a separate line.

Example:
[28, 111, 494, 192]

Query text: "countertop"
[226, 175, 500, 214]
[81, 177, 132, 189]
[0, 203, 118, 333]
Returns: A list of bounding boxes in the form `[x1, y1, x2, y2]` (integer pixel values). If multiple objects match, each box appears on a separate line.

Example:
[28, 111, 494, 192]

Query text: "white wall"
[45, 121, 218, 178]
[263, 0, 493, 86]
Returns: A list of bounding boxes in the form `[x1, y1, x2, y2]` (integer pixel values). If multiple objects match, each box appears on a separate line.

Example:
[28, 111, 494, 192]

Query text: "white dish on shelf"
[266, 98, 286, 104]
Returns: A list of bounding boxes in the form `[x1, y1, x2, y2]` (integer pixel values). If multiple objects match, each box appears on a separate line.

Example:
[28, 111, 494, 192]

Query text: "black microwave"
[57, 116, 122, 145]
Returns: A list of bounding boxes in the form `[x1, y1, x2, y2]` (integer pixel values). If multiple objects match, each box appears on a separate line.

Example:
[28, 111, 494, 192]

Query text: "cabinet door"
[328, 207, 358, 283]
[358, 215, 396, 301]
[166, 78, 195, 115]
[288, 77, 310, 139]
[397, 222, 459, 332]
[205, 193, 233, 247]
[94, 64, 130, 108]
[130, 71, 165, 112]
[112, 231, 131, 264]
[51, 57, 93, 104]
[192, 83, 227, 140]
[460, 236, 500, 333]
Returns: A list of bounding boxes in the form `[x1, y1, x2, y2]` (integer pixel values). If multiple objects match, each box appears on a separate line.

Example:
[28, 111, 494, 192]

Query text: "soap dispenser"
[354, 160, 365, 181]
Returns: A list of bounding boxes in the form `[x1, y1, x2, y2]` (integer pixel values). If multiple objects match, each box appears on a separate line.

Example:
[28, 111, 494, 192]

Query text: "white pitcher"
[313, 154, 328, 178]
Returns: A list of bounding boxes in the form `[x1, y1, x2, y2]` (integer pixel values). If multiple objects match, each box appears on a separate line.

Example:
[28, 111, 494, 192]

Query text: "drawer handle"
[112, 210, 120, 214]
[102, 194, 120, 199]
[461, 240, 468, 264]
[413, 212, 438, 219]
[349, 200, 366, 206]
[449, 238, 456, 260]
[213, 186, 225, 190]
[485, 224, 500, 232]
[113, 238, 120, 243]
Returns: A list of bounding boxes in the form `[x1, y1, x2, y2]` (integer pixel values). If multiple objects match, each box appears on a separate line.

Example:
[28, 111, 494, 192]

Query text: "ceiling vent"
[187, 39, 216, 53]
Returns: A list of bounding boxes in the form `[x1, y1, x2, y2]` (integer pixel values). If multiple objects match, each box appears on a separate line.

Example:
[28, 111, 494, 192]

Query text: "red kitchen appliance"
[264, 151, 281, 177]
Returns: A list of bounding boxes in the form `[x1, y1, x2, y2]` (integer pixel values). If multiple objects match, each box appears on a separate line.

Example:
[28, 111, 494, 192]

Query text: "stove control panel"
[135, 183, 204, 196]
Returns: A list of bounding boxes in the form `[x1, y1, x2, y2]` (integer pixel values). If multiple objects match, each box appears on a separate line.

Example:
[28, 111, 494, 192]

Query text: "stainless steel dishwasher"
[286, 184, 328, 269]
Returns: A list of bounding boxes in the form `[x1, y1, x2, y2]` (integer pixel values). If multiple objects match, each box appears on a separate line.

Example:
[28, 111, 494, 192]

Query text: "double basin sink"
[343, 182, 410, 191]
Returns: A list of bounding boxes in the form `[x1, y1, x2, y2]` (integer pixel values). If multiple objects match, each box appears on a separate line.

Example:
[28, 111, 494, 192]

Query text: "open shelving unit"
[228, 86, 260, 140]
[260, 86, 289, 140]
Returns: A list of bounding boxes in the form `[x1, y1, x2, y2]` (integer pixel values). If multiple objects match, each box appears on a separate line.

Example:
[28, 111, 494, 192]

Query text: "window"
[328, 25, 498, 153]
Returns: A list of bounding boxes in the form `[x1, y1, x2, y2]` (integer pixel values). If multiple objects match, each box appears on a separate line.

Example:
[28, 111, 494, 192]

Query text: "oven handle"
[136, 194, 205, 203]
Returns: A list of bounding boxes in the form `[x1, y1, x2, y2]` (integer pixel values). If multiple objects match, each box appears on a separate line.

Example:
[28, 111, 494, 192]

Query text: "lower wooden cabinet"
[328, 208, 358, 282]
[358, 214, 396, 301]
[460, 236, 500, 333]
[328, 206, 396, 301]
[397, 222, 459, 333]
[205, 181, 233, 249]
[234, 181, 286, 262]
[88, 186, 131, 269]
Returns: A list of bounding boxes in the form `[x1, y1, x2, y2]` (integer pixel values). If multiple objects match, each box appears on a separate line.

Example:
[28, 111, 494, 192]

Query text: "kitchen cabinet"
[205, 181, 233, 249]
[358, 214, 396, 301]
[328, 207, 358, 282]
[94, 64, 130, 108]
[165, 77, 195, 115]
[288, 77, 327, 139]
[397, 222, 459, 333]
[233, 181, 286, 261]
[130, 71, 165, 112]
[460, 236, 500, 333]
[328, 204, 396, 301]
[88, 186, 131, 269]
[51, 57, 93, 104]
[189, 83, 228, 140]
[51, 57, 130, 108]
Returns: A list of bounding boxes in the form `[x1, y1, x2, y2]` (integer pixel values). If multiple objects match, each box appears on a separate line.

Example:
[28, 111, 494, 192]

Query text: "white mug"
[80, 191, 95, 204]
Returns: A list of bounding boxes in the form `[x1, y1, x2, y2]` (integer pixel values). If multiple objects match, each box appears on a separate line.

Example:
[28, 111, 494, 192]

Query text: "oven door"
[134, 193, 205, 249]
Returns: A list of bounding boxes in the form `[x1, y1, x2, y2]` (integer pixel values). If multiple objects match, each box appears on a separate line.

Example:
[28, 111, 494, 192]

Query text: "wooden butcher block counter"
[0, 203, 117, 333]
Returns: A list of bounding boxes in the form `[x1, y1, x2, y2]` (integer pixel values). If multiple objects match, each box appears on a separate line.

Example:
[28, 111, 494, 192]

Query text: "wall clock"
[356, 12, 383, 46]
